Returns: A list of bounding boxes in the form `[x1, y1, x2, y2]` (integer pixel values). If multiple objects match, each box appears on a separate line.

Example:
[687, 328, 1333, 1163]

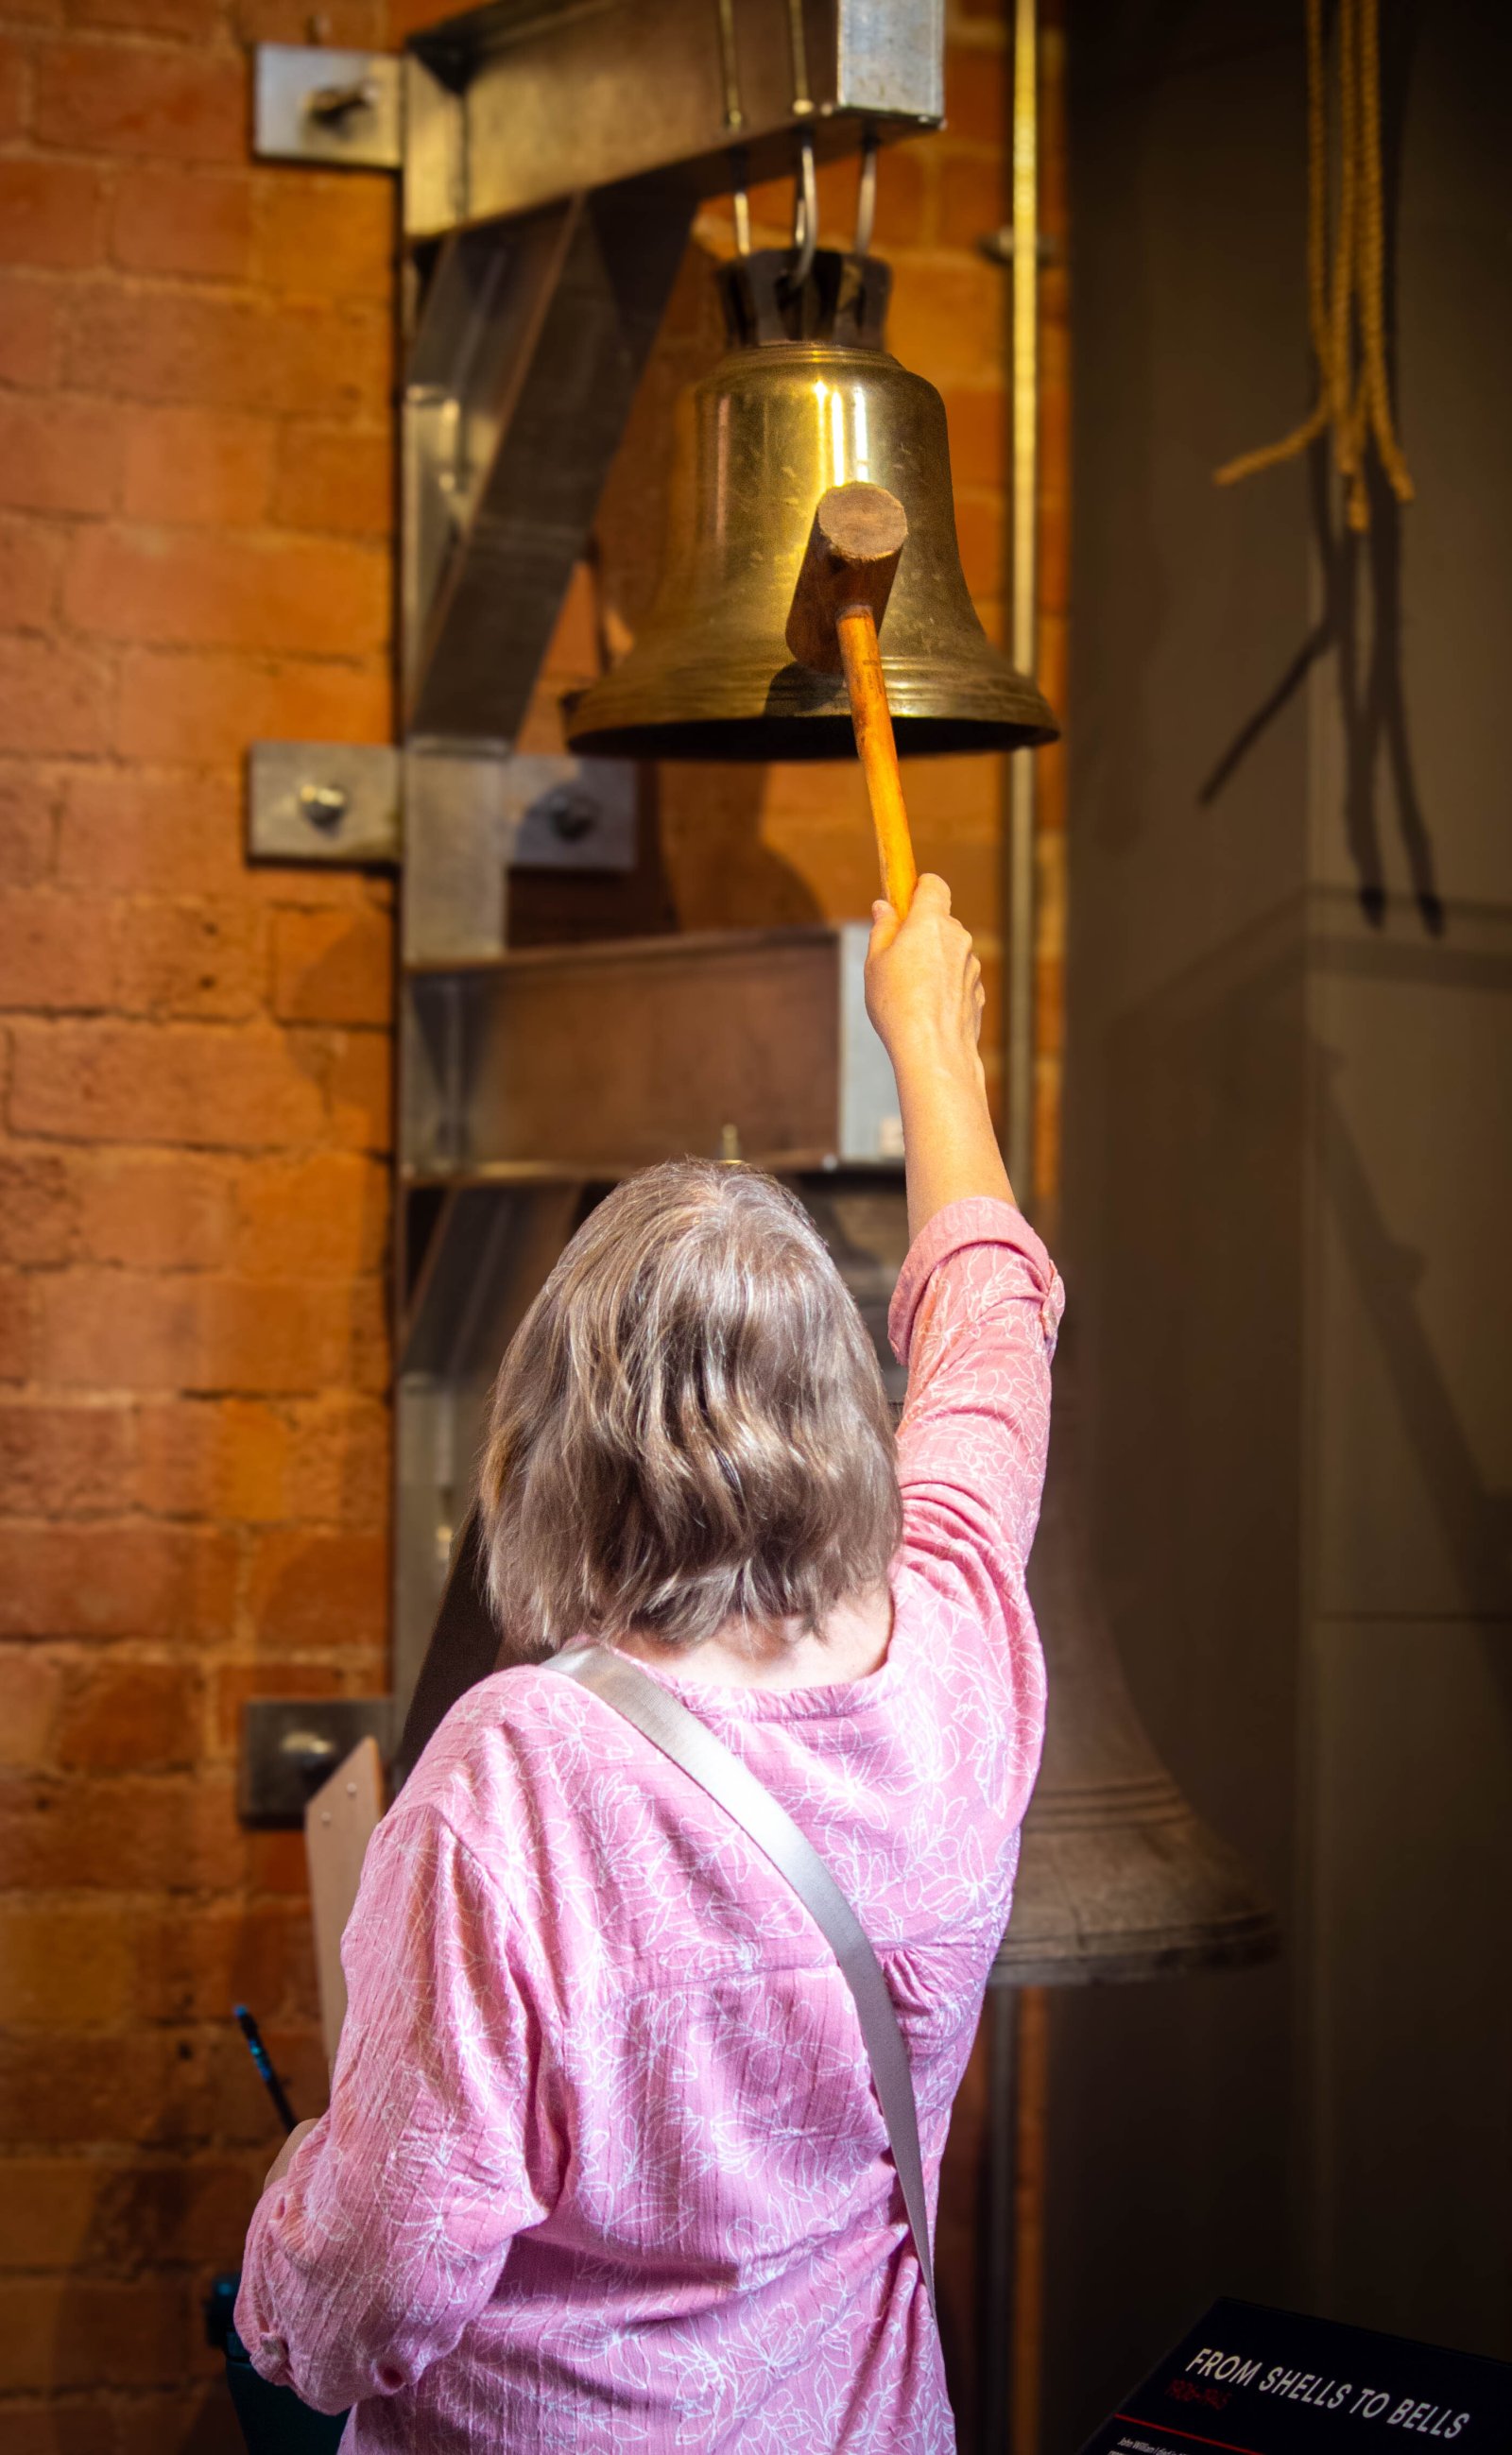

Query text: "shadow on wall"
[1197, 0, 1442, 936]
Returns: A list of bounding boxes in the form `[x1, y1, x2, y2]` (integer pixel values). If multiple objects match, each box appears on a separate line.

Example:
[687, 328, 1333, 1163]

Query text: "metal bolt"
[305, 76, 378, 125]
[298, 781, 348, 831]
[280, 1728, 338, 1768]
[536, 784, 597, 844]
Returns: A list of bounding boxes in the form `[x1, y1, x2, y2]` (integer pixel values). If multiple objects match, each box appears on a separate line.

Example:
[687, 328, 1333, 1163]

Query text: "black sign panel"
[1079, 2298, 1512, 2455]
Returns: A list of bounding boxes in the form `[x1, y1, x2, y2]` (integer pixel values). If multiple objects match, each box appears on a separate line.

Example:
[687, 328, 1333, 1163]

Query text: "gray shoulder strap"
[545, 1641, 936, 2318]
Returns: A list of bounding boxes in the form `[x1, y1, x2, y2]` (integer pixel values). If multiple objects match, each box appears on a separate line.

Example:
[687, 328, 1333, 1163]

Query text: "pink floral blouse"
[237, 1197, 1062, 2452]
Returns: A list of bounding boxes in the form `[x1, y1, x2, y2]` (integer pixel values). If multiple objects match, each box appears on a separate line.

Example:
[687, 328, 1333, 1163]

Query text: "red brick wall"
[0, 0, 1036, 2440]
[0, 2, 395, 2440]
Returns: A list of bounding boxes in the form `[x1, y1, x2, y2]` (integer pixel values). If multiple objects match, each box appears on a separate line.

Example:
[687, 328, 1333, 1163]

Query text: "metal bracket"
[247, 739, 637, 929]
[238, 1697, 393, 1826]
[401, 742, 637, 963]
[253, 46, 403, 170]
[248, 741, 403, 864]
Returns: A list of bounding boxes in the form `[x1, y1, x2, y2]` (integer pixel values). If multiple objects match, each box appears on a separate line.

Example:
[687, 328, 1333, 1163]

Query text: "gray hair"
[479, 1160, 902, 1656]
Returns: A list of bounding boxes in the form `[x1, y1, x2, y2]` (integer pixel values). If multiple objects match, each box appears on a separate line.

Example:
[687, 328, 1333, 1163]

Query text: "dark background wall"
[1046, 1, 1512, 2445]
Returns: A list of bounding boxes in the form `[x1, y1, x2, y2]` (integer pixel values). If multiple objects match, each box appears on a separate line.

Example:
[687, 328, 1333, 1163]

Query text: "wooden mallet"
[785, 481, 918, 918]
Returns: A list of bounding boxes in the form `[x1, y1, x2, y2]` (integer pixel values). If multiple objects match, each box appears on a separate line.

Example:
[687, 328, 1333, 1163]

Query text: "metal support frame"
[391, 920, 905, 1688]
[243, 0, 948, 1735]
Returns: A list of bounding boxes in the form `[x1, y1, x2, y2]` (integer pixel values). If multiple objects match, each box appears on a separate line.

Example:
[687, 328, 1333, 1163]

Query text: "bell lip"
[567, 711, 1060, 762]
[987, 1910, 1283, 1989]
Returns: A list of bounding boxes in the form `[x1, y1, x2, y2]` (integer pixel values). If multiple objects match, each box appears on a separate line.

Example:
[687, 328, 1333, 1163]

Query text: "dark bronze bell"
[993, 1360, 1280, 1984]
[567, 250, 1059, 761]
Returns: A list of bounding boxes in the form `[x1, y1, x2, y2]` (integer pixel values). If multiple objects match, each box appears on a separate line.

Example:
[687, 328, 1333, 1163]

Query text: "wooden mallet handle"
[786, 482, 918, 918]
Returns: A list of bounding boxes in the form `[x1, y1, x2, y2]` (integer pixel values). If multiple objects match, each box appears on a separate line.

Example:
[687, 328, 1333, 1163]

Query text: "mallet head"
[785, 481, 909, 674]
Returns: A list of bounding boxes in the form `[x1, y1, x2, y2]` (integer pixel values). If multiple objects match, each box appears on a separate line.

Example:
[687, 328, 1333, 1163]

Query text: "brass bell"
[567, 249, 1059, 761]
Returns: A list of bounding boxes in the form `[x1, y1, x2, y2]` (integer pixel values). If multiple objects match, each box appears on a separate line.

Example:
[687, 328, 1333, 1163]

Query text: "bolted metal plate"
[247, 742, 636, 912]
[239, 1697, 393, 1826]
[248, 741, 401, 864]
[253, 46, 403, 169]
[402, 744, 637, 965]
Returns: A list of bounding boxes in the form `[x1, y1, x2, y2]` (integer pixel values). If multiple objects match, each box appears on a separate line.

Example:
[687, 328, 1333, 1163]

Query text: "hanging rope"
[1215, 0, 1413, 532]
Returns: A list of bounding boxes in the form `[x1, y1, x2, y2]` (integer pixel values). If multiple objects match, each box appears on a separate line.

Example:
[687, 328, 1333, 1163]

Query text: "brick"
[115, 644, 391, 764]
[65, 523, 388, 660]
[0, 1396, 132, 1512]
[117, 2390, 249, 2455]
[0, 1268, 35, 1378]
[9, 1017, 330, 1147]
[70, 0, 225, 37]
[270, 420, 393, 538]
[249, 1823, 311, 1895]
[134, 1395, 291, 1521]
[0, 273, 60, 386]
[888, 254, 1004, 382]
[67, 284, 390, 420]
[33, 42, 244, 162]
[321, 1023, 391, 1154]
[122, 403, 274, 528]
[945, 41, 1007, 145]
[0, 515, 63, 630]
[56, 763, 244, 897]
[0, 39, 25, 143]
[252, 168, 395, 298]
[0, 762, 61, 885]
[387, 0, 464, 38]
[73, 1147, 233, 1269]
[233, 1150, 388, 1276]
[0, 1645, 64, 1767]
[115, 898, 266, 1021]
[248, 1525, 387, 1650]
[748, 141, 931, 251]
[941, 385, 1006, 490]
[938, 151, 1007, 248]
[0, 2401, 105, 2455]
[0, 2020, 311, 2150]
[270, 901, 391, 1026]
[0, 2274, 196, 2391]
[235, 0, 382, 41]
[0, 637, 113, 757]
[56, 1656, 201, 1769]
[112, 165, 251, 281]
[0, 1900, 135, 2025]
[536, 557, 597, 683]
[133, 1897, 316, 2024]
[0, 1768, 246, 1892]
[68, 2150, 264, 2265]
[0, 887, 115, 1007]
[0, 159, 106, 270]
[36, 1267, 389, 1394]
[284, 1391, 387, 1526]
[0, 1522, 237, 1640]
[0, 2157, 104, 2269]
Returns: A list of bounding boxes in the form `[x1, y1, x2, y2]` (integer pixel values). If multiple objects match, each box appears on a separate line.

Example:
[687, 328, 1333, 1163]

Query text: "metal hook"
[854, 126, 878, 258]
[785, 130, 817, 294]
[730, 144, 752, 257]
[714, 0, 745, 132]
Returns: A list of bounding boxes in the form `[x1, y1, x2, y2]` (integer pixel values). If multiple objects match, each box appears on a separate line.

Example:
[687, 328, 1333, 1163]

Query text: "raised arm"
[863, 873, 1014, 1239]
[868, 872, 1061, 1609]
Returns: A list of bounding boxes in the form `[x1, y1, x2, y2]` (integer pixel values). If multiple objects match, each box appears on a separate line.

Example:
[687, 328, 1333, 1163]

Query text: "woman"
[236, 873, 1062, 2450]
